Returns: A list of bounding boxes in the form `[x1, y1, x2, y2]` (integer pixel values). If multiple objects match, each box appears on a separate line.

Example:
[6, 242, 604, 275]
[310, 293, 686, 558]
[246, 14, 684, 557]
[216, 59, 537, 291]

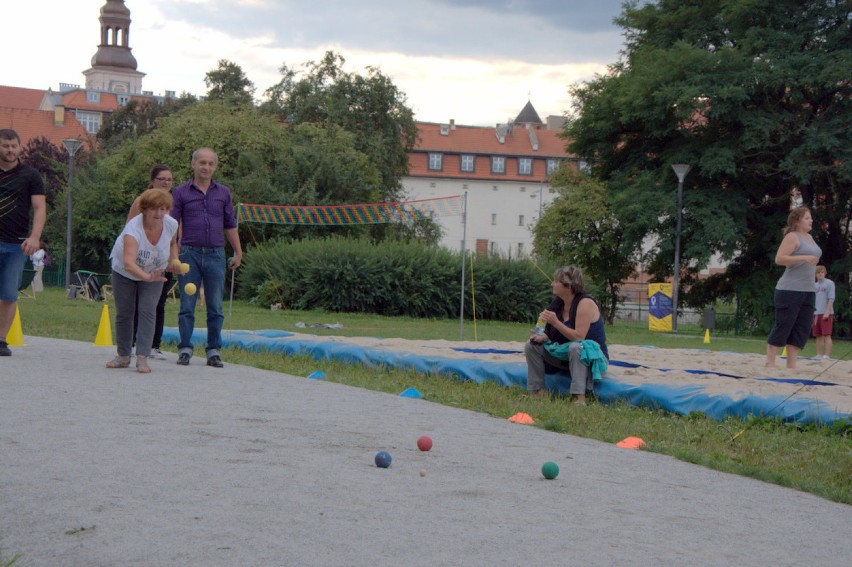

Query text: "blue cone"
[399, 387, 423, 398]
[307, 370, 326, 380]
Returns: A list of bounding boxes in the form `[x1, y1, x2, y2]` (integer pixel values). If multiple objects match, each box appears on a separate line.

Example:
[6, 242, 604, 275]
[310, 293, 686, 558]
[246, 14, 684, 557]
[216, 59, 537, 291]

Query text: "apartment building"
[403, 102, 579, 257]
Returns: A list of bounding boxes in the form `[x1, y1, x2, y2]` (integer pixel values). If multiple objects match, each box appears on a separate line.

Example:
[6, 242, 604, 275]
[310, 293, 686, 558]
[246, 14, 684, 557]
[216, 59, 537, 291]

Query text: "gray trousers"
[524, 341, 591, 395]
[111, 271, 163, 357]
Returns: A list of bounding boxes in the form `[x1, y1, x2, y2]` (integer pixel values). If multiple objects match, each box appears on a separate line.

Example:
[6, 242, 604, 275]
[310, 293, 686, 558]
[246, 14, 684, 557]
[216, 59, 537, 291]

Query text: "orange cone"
[616, 436, 647, 450]
[508, 412, 535, 424]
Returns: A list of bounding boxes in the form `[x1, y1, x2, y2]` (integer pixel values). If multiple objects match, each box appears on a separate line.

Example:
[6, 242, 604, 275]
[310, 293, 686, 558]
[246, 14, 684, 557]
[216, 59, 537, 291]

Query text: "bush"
[238, 237, 551, 322]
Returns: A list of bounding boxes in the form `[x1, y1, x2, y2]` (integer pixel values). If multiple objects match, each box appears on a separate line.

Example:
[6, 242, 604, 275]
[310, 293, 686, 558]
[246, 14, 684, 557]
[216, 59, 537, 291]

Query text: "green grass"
[13, 288, 852, 505]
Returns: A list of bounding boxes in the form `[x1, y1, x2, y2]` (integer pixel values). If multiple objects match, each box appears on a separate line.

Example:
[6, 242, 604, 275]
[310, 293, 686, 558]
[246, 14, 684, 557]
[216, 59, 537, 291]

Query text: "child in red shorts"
[812, 265, 835, 360]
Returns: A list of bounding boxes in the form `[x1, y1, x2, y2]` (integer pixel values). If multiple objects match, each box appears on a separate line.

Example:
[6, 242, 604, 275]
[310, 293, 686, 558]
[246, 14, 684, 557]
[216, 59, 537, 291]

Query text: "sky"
[7, 0, 629, 126]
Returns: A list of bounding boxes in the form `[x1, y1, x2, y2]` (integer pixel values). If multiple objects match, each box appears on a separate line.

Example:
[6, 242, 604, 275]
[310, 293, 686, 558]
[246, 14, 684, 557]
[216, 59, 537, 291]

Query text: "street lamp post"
[62, 139, 83, 290]
[671, 164, 691, 333]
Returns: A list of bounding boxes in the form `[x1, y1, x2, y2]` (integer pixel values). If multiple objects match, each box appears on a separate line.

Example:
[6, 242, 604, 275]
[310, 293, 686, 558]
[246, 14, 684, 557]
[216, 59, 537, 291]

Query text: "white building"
[402, 102, 579, 257]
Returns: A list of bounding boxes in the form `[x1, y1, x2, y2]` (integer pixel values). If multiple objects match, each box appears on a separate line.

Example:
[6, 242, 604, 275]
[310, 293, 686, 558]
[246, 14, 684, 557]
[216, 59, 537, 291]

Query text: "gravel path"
[1, 337, 849, 566]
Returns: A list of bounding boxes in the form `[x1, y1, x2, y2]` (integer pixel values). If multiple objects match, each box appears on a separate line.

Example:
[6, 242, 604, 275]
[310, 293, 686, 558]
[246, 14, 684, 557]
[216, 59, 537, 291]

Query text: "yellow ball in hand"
[179, 262, 190, 274]
[170, 258, 182, 267]
[184, 283, 197, 296]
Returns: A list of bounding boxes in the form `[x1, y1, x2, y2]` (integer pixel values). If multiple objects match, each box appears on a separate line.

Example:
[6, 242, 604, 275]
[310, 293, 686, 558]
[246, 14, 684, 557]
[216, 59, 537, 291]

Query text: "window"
[76, 111, 102, 134]
[518, 158, 532, 175]
[520, 186, 527, 192]
[578, 160, 591, 174]
[86, 91, 100, 103]
[461, 155, 475, 172]
[489, 241, 497, 254]
[491, 156, 505, 174]
[117, 94, 130, 106]
[546, 159, 561, 175]
[491, 213, 497, 225]
[428, 153, 443, 171]
[517, 243, 525, 256]
[518, 215, 525, 226]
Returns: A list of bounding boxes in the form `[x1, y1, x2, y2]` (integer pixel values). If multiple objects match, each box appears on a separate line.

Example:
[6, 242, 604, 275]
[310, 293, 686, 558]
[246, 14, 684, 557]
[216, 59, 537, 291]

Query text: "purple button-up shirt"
[170, 179, 237, 248]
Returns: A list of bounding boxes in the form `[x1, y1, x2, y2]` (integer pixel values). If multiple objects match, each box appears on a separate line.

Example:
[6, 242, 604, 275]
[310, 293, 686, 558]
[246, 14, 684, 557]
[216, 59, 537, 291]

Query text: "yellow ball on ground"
[179, 262, 190, 274]
[184, 283, 197, 296]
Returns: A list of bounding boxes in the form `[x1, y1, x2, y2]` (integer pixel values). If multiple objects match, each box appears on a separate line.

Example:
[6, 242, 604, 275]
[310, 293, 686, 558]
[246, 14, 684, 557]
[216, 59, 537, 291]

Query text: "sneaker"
[207, 355, 224, 368]
[177, 353, 191, 366]
[150, 348, 168, 361]
[0, 341, 11, 356]
[822, 355, 831, 360]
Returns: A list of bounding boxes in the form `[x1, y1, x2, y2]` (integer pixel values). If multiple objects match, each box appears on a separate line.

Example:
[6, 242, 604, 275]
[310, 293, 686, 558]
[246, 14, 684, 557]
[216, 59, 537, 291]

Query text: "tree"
[65, 101, 386, 272]
[262, 51, 418, 204]
[566, 0, 851, 334]
[205, 59, 256, 106]
[533, 166, 638, 323]
[97, 94, 198, 150]
[21, 136, 68, 210]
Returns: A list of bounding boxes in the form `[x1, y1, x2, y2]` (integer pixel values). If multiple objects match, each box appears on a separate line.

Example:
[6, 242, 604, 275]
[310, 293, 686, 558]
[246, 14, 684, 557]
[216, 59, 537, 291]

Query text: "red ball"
[417, 435, 433, 451]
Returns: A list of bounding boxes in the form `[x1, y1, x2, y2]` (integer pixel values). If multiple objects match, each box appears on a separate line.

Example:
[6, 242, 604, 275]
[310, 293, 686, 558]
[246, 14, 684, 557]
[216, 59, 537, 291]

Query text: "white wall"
[403, 177, 556, 257]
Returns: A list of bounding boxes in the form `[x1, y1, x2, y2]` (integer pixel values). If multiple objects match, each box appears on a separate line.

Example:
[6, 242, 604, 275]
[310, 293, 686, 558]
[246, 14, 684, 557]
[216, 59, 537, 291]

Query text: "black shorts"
[767, 289, 815, 349]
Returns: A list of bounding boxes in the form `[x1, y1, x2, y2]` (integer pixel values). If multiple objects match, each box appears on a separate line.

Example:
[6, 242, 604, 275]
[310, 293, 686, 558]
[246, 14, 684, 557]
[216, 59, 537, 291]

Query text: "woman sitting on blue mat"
[524, 265, 609, 405]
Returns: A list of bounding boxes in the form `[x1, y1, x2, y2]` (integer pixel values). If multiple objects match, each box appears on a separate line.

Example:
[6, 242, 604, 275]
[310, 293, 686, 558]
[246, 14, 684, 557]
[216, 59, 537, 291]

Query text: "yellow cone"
[94, 304, 114, 346]
[703, 329, 711, 344]
[781, 346, 787, 357]
[7, 305, 25, 346]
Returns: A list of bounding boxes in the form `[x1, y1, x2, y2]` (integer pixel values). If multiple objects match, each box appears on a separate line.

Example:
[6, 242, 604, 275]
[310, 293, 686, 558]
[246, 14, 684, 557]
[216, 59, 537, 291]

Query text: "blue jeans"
[177, 245, 226, 358]
[0, 242, 26, 302]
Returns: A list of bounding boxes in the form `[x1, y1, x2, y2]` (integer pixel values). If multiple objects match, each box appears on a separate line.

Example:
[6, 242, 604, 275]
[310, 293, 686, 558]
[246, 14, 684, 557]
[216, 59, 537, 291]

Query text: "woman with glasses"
[524, 265, 609, 405]
[127, 165, 175, 361]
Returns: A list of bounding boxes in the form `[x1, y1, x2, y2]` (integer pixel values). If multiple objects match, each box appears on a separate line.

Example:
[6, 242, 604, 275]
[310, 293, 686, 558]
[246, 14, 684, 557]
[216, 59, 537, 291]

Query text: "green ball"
[541, 461, 559, 480]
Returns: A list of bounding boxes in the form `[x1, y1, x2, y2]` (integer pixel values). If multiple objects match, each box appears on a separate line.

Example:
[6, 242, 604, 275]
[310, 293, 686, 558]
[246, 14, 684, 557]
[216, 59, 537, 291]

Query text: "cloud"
[5, 0, 626, 126]
[153, 0, 625, 64]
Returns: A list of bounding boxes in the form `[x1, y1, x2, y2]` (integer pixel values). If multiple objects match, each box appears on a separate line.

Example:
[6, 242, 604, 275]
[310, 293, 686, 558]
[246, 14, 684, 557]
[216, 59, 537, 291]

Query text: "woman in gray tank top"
[766, 206, 821, 368]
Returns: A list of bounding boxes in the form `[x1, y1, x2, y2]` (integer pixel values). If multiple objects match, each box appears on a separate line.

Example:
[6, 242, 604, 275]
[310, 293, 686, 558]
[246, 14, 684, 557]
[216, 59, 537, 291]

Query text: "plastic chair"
[73, 270, 105, 301]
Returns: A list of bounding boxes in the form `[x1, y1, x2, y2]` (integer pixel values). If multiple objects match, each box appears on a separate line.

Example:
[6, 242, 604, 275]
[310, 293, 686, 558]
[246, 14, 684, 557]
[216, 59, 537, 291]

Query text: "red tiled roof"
[0, 107, 92, 150]
[415, 121, 572, 157]
[410, 121, 575, 182]
[0, 85, 48, 111]
[58, 89, 149, 112]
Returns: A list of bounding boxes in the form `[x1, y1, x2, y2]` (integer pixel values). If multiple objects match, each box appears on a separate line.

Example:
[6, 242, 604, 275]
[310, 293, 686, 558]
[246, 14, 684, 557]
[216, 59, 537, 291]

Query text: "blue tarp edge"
[161, 328, 849, 425]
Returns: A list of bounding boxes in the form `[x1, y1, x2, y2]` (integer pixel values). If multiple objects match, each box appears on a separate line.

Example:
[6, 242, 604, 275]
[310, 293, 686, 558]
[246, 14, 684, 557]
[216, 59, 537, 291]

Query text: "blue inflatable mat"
[161, 328, 849, 425]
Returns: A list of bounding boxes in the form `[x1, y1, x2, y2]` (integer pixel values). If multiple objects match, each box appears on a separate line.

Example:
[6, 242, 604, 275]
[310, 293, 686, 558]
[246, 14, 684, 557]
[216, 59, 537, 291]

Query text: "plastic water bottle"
[533, 317, 546, 336]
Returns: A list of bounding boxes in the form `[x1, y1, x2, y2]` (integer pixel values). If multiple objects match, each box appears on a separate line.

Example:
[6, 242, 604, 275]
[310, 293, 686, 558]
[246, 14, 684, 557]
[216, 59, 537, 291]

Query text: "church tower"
[82, 0, 145, 94]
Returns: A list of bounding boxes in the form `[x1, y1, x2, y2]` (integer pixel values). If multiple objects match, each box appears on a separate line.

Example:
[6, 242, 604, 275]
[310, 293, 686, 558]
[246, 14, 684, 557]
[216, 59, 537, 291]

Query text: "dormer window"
[440, 124, 450, 136]
[460, 155, 474, 172]
[491, 156, 505, 174]
[117, 94, 130, 106]
[428, 153, 443, 171]
[86, 91, 100, 103]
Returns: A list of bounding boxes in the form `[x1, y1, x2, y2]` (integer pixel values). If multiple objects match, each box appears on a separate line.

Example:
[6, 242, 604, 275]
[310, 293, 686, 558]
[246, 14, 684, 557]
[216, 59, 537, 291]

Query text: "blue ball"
[375, 451, 392, 468]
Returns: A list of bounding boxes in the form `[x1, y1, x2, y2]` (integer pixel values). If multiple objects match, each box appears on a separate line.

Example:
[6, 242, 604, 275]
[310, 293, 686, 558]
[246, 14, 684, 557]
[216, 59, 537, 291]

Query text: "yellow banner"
[648, 283, 673, 332]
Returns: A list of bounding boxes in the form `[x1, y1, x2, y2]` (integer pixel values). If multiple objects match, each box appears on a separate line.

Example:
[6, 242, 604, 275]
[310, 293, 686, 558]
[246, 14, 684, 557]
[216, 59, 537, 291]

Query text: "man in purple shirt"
[170, 148, 243, 368]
